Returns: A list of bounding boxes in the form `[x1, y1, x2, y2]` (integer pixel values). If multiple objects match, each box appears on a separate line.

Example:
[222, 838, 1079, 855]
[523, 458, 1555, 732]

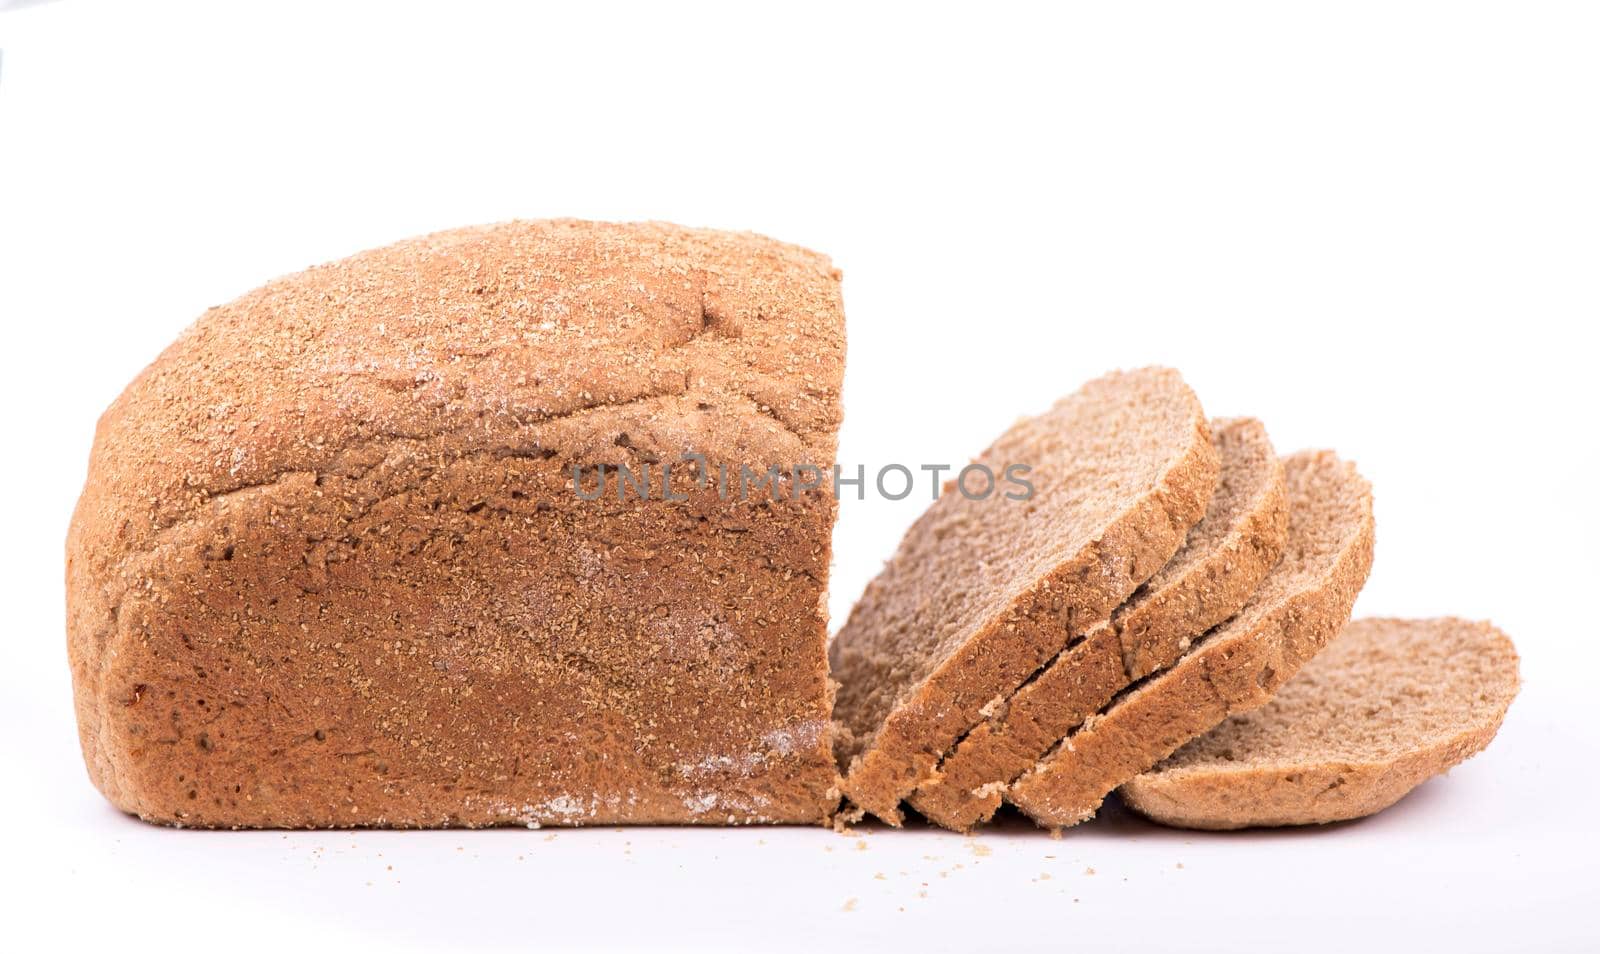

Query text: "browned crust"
[1119, 619, 1520, 829]
[1118, 720, 1510, 829]
[67, 220, 848, 828]
[838, 400, 1219, 824]
[907, 418, 1287, 831]
[1007, 450, 1374, 831]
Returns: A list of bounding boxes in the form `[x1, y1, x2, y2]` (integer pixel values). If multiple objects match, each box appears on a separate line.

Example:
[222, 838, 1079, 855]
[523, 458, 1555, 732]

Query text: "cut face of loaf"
[1008, 450, 1375, 830]
[66, 220, 847, 828]
[830, 368, 1219, 824]
[908, 418, 1288, 831]
[1120, 617, 1520, 829]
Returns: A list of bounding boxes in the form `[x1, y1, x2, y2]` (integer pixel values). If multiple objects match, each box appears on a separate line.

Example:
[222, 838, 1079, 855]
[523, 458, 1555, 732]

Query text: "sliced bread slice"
[1008, 450, 1374, 830]
[830, 368, 1219, 824]
[1119, 617, 1520, 829]
[907, 417, 1288, 831]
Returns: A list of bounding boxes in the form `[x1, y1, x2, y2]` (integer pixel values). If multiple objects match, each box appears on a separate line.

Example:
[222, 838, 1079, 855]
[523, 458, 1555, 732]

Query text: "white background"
[3, 1, 1597, 951]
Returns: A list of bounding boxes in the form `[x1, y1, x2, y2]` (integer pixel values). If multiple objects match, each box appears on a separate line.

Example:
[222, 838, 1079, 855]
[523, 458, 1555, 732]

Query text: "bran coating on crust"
[67, 220, 847, 827]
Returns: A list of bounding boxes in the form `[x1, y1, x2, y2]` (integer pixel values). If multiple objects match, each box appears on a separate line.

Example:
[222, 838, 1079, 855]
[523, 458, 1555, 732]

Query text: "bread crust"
[67, 220, 848, 827]
[908, 418, 1287, 831]
[1007, 450, 1374, 830]
[832, 369, 1219, 824]
[1119, 618, 1520, 829]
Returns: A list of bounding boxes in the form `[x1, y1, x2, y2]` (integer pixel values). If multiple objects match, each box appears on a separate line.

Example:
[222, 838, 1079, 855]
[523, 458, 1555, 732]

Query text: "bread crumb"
[841, 898, 857, 913]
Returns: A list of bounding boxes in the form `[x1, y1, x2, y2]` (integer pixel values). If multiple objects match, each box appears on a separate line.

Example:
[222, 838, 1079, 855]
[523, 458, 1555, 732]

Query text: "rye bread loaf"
[1120, 617, 1519, 829]
[908, 417, 1287, 830]
[66, 220, 847, 828]
[830, 368, 1219, 824]
[1008, 450, 1374, 830]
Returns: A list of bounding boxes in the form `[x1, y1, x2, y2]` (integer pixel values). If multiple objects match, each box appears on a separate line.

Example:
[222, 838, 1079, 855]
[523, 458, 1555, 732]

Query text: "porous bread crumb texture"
[1119, 617, 1520, 829]
[1007, 449, 1375, 831]
[908, 418, 1287, 831]
[829, 368, 1220, 824]
[66, 219, 847, 828]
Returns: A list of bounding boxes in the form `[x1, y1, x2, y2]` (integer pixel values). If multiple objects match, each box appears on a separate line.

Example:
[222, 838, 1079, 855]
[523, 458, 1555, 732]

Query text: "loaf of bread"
[66, 220, 847, 827]
[69, 230, 1509, 838]
[830, 368, 1219, 824]
[908, 418, 1288, 830]
[1120, 617, 1520, 829]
